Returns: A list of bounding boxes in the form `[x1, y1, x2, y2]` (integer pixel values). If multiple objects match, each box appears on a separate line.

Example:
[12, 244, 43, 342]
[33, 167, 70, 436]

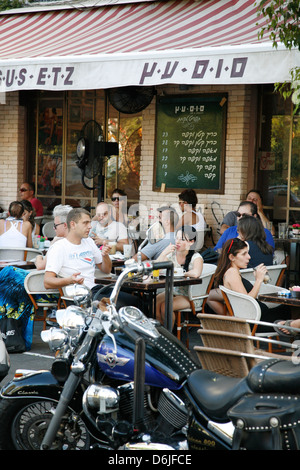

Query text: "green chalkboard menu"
[154, 94, 227, 193]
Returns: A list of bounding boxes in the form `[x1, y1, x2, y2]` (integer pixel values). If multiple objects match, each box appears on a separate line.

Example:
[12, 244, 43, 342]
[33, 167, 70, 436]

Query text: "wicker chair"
[195, 314, 296, 378]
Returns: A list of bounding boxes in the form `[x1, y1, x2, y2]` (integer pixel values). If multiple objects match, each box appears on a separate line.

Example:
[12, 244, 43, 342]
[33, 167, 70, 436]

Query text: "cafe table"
[258, 292, 300, 319]
[95, 273, 202, 331]
[274, 236, 300, 286]
[0, 260, 36, 270]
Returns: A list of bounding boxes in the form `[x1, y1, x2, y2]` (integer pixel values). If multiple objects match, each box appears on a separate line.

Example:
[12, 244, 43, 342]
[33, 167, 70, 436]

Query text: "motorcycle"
[0, 258, 300, 451]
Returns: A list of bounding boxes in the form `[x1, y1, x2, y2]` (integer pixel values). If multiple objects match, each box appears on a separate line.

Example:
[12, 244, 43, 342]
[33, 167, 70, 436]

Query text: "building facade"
[0, 0, 299, 240]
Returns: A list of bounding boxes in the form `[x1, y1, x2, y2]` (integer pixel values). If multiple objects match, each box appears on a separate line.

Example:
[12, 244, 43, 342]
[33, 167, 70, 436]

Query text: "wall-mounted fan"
[108, 86, 155, 114]
[76, 120, 118, 194]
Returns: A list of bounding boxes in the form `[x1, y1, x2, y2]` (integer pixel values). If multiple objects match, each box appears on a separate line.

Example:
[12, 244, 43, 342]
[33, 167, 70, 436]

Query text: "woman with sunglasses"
[206, 238, 290, 327]
[110, 188, 128, 226]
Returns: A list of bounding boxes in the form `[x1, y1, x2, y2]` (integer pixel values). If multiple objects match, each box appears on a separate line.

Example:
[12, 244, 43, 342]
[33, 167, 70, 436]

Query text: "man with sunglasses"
[19, 182, 43, 216]
[90, 202, 129, 253]
[214, 201, 274, 253]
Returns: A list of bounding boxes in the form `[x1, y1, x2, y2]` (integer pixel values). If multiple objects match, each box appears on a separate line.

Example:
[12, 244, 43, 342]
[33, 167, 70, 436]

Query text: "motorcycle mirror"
[64, 284, 92, 306]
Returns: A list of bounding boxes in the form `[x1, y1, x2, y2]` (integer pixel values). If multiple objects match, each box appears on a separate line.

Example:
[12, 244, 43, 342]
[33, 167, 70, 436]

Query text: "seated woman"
[0, 201, 32, 248]
[237, 214, 273, 268]
[155, 225, 203, 327]
[206, 238, 290, 329]
[21, 199, 40, 242]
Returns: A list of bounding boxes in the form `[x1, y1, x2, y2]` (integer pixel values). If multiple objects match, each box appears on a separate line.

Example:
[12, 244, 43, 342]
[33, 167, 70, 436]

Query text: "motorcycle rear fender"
[0, 370, 65, 402]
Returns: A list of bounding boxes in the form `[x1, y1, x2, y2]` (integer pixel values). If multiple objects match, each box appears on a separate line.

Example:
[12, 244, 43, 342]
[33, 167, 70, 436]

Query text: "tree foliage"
[256, 0, 300, 110]
[0, 0, 25, 10]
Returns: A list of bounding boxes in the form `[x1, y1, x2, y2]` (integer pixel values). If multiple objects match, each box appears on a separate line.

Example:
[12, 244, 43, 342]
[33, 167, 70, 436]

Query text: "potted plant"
[292, 223, 300, 236]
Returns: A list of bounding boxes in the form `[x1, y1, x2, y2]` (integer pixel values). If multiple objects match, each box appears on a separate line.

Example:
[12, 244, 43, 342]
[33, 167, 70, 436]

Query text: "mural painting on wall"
[38, 105, 63, 196]
[106, 117, 141, 201]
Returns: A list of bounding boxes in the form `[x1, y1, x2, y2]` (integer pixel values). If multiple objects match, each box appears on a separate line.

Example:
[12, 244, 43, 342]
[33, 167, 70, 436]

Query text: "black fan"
[76, 120, 118, 192]
[108, 86, 155, 114]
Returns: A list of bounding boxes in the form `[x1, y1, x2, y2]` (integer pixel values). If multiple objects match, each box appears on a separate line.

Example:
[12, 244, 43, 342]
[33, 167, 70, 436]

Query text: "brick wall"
[0, 91, 25, 211]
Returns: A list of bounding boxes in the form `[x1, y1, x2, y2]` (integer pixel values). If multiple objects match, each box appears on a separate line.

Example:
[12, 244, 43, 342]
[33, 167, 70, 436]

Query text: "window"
[257, 85, 300, 225]
[27, 90, 142, 214]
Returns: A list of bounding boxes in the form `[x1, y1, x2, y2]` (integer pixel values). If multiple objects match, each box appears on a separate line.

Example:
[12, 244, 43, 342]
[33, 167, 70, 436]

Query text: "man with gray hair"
[35, 204, 73, 270]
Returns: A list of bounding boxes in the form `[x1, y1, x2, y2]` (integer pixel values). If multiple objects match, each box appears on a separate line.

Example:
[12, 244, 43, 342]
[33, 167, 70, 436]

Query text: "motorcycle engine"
[83, 381, 188, 447]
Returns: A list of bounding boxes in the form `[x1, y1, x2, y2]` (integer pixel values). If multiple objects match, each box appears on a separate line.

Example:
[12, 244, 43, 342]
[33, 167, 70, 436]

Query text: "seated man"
[44, 208, 140, 308]
[35, 204, 73, 270]
[214, 201, 275, 253]
[220, 189, 275, 235]
[90, 202, 128, 253]
[19, 182, 44, 217]
[133, 206, 178, 261]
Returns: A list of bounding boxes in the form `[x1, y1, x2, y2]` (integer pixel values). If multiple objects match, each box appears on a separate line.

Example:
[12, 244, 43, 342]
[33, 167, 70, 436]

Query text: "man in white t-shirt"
[44, 207, 141, 308]
[90, 202, 128, 253]
[44, 208, 112, 292]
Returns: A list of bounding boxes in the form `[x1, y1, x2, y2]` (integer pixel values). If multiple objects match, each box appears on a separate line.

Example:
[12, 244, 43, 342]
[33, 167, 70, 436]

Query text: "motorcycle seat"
[186, 368, 250, 422]
[247, 358, 300, 394]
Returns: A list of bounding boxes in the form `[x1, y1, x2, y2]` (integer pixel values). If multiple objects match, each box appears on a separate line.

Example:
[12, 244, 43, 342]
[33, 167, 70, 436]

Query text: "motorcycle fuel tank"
[96, 325, 198, 389]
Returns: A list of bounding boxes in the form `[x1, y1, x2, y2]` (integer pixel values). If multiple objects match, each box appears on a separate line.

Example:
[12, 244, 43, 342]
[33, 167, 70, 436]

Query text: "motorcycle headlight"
[41, 328, 69, 351]
[56, 306, 86, 335]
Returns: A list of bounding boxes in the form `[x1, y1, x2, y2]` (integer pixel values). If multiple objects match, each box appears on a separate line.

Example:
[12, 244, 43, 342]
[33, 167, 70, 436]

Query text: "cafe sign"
[0, 46, 297, 92]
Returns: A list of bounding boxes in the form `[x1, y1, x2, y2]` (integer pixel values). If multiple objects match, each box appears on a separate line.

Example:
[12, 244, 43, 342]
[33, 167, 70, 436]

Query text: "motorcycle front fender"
[0, 370, 64, 402]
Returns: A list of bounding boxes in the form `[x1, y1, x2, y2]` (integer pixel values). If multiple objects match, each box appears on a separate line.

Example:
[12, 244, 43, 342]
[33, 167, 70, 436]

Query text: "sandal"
[273, 319, 299, 338]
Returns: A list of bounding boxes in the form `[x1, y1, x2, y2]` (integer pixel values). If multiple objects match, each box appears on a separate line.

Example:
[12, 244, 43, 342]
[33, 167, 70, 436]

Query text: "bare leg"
[159, 295, 190, 329]
[206, 288, 225, 315]
[156, 292, 167, 325]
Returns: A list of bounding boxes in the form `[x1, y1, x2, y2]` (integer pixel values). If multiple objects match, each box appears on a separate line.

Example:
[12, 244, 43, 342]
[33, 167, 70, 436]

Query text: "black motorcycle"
[0, 259, 300, 450]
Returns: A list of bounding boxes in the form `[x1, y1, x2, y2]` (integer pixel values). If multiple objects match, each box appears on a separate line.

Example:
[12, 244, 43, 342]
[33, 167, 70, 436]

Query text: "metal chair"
[175, 263, 217, 347]
[42, 222, 56, 239]
[24, 270, 63, 330]
[0, 246, 43, 261]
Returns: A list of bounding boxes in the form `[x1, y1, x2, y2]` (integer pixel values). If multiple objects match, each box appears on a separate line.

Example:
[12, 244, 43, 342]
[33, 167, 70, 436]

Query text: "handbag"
[0, 315, 26, 353]
[228, 393, 300, 450]
[200, 247, 219, 264]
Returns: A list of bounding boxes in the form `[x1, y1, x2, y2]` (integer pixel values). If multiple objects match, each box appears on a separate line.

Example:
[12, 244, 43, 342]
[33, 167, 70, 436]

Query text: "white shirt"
[0, 218, 27, 248]
[45, 237, 103, 289]
[90, 220, 128, 242]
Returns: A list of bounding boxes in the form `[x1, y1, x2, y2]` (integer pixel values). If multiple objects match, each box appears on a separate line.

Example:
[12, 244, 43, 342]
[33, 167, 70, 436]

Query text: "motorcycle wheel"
[0, 398, 91, 450]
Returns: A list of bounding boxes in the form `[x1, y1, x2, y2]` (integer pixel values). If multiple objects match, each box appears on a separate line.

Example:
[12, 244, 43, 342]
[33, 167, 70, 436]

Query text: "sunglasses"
[53, 222, 65, 229]
[111, 197, 120, 201]
[19, 188, 29, 192]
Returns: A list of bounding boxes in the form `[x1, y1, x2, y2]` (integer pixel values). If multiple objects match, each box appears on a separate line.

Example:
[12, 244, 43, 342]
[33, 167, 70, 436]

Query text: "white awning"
[0, 0, 298, 92]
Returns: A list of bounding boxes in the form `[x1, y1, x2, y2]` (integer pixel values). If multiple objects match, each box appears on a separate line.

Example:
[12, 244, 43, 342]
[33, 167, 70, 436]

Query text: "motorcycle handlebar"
[109, 260, 173, 306]
[141, 260, 174, 273]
